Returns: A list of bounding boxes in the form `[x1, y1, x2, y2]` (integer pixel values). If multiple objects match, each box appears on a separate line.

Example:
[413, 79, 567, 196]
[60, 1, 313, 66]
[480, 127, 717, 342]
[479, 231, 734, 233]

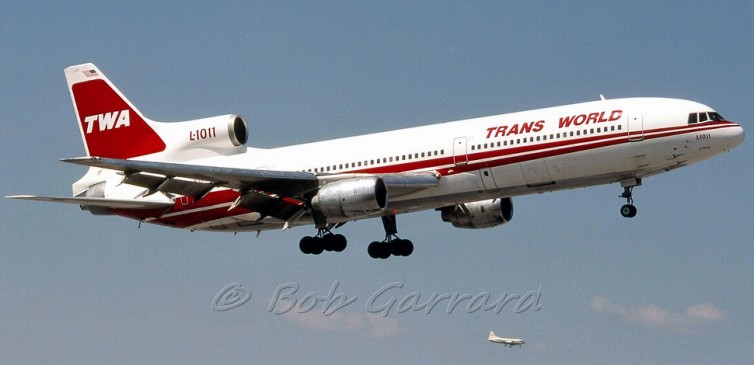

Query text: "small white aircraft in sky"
[488, 331, 524, 347]
[7, 63, 744, 259]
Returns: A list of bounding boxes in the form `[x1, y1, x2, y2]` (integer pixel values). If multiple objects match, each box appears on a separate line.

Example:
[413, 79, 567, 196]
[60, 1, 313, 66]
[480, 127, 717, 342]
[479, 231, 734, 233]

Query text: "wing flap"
[122, 172, 217, 199]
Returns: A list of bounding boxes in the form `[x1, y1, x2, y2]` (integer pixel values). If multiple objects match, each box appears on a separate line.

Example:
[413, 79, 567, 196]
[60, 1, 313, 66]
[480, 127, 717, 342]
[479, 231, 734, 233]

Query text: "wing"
[62, 156, 440, 222]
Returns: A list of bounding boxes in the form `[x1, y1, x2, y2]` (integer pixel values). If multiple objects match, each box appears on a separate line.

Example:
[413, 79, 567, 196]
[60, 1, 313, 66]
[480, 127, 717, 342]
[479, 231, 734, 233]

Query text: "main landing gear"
[619, 178, 641, 218]
[367, 215, 414, 259]
[299, 214, 414, 258]
[299, 229, 347, 255]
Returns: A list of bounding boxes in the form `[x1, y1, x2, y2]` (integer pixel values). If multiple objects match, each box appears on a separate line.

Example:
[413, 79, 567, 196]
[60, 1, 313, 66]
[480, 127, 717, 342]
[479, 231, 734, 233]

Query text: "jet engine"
[311, 177, 388, 219]
[166, 114, 248, 153]
[440, 197, 513, 229]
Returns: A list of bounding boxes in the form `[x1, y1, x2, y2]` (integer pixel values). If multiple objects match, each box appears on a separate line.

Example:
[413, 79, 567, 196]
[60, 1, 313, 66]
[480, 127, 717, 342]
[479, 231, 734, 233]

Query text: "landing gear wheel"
[322, 233, 337, 251]
[300, 230, 346, 255]
[299, 236, 314, 254]
[332, 234, 347, 252]
[395, 239, 414, 257]
[367, 241, 380, 259]
[367, 241, 390, 259]
[309, 236, 324, 255]
[620, 204, 637, 218]
[389, 239, 404, 256]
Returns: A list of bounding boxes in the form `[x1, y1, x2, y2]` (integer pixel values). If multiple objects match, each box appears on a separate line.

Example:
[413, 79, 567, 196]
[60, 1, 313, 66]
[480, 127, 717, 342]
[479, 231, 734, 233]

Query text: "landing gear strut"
[299, 228, 347, 255]
[367, 215, 414, 259]
[619, 178, 640, 218]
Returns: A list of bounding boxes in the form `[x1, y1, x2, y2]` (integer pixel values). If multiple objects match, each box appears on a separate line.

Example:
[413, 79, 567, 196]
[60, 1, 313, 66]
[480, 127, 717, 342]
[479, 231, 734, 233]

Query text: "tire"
[620, 204, 637, 218]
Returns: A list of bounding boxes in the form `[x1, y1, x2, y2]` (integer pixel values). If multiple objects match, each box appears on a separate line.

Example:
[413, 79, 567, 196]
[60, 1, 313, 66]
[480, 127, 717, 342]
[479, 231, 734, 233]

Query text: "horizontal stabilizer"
[6, 195, 173, 209]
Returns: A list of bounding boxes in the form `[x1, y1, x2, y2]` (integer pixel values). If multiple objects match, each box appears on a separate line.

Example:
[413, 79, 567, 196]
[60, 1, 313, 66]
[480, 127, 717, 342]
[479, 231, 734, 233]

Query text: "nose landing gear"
[619, 178, 641, 218]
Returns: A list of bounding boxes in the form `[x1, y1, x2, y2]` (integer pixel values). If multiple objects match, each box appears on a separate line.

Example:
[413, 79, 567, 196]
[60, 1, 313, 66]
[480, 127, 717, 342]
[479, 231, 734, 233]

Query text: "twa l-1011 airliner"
[8, 63, 744, 259]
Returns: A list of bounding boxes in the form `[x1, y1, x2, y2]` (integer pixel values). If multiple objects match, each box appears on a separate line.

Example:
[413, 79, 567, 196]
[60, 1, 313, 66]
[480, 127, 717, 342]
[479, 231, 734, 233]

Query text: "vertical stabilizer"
[65, 63, 166, 159]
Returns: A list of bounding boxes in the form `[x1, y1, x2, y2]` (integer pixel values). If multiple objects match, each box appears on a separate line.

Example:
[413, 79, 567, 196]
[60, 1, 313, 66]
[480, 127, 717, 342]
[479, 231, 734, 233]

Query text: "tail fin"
[488, 331, 495, 340]
[65, 63, 166, 159]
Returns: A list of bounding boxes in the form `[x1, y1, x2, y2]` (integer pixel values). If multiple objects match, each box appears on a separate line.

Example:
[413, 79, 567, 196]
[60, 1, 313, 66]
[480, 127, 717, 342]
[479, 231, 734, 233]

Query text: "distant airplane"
[7, 63, 745, 259]
[488, 331, 524, 347]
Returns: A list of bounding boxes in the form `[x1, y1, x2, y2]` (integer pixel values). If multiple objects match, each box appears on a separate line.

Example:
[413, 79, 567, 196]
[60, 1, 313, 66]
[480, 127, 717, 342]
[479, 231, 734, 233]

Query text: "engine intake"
[311, 177, 388, 219]
[440, 197, 513, 229]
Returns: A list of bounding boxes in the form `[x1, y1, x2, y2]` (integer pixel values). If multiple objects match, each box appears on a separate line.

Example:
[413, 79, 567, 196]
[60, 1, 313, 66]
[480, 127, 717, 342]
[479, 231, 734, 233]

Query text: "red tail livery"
[66, 64, 166, 159]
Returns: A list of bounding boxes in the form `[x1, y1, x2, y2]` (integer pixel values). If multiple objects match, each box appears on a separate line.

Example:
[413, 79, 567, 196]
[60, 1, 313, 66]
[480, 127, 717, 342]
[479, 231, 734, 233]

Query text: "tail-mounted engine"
[162, 114, 248, 155]
[440, 197, 513, 229]
[311, 177, 388, 220]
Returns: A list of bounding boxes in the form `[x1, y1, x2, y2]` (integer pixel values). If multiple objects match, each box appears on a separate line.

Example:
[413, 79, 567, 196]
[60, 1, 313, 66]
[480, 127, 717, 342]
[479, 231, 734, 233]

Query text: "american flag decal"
[83, 69, 98, 77]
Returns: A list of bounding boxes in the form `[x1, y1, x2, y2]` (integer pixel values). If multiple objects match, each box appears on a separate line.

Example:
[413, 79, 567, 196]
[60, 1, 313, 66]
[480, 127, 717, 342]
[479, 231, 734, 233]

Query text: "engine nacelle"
[311, 177, 388, 219]
[440, 197, 513, 229]
[162, 114, 248, 153]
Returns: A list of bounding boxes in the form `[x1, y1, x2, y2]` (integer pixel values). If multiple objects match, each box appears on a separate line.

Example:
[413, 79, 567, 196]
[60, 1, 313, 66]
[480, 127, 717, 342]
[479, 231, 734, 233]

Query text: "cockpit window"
[688, 112, 724, 124]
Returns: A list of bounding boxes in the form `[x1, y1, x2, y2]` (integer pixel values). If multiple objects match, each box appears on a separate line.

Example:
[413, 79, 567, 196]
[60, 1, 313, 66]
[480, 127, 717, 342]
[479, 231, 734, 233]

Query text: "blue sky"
[1, 1, 752, 364]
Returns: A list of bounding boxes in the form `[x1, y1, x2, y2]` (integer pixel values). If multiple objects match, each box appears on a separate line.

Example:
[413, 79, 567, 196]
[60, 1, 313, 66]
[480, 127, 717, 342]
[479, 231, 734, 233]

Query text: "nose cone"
[724, 123, 745, 151]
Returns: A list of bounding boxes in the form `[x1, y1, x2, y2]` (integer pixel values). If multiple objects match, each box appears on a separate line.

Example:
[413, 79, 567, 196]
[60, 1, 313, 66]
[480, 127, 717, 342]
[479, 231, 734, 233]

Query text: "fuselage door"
[627, 114, 644, 141]
[453, 137, 468, 165]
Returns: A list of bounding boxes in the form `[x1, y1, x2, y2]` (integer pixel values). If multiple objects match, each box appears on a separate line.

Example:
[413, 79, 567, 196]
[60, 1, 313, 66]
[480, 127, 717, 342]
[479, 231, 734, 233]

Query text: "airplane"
[7, 63, 744, 259]
[488, 331, 524, 347]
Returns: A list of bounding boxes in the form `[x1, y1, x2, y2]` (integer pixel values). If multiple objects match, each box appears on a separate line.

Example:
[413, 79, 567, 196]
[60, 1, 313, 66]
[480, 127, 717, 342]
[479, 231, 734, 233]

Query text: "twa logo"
[83, 109, 131, 134]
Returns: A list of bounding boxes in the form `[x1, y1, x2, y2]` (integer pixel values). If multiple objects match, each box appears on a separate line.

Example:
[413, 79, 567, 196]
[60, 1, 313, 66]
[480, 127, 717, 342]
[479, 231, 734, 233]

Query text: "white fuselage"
[82, 97, 743, 231]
